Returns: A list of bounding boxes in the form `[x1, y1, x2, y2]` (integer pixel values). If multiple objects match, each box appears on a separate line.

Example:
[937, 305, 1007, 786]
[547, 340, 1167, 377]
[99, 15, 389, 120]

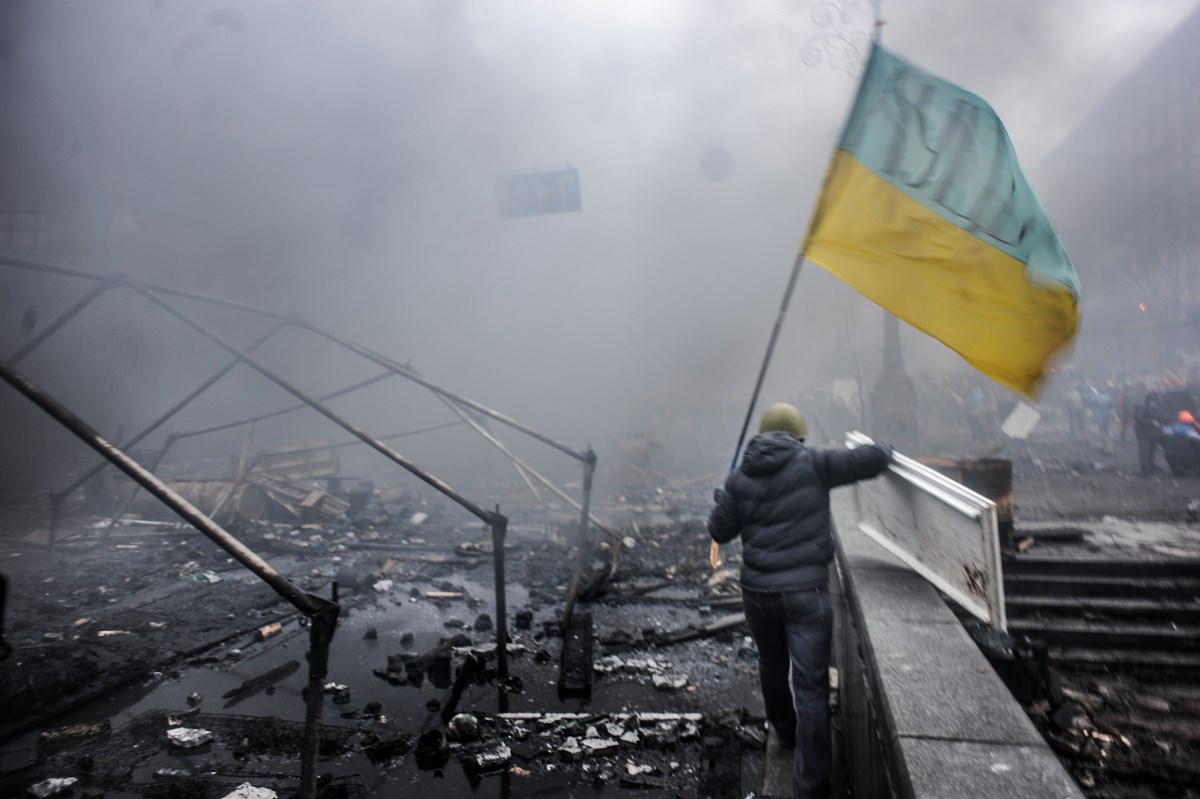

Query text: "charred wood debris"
[982, 550, 1200, 799]
[0, 439, 768, 798]
[959, 445, 1200, 799]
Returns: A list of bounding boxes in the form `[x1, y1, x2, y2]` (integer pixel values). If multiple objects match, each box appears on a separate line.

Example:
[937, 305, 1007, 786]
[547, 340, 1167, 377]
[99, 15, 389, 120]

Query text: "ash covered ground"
[0, 457, 764, 798]
[1, 412, 1198, 798]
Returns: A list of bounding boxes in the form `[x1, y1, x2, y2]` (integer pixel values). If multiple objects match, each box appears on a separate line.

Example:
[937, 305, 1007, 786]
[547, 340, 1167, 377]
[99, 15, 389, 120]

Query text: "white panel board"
[845, 431, 1006, 630]
[1002, 401, 1041, 439]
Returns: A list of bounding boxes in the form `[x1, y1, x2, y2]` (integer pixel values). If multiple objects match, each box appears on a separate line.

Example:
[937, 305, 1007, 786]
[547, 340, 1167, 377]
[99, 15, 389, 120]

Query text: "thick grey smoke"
[1, 0, 1196, 489]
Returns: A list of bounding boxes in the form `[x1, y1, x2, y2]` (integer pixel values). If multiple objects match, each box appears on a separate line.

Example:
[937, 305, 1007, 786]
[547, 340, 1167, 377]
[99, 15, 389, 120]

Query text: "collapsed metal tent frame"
[0, 255, 619, 790]
[1, 256, 616, 566]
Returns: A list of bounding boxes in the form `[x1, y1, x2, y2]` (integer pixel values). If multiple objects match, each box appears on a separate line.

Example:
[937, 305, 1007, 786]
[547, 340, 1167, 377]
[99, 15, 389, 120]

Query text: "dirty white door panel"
[845, 431, 1006, 631]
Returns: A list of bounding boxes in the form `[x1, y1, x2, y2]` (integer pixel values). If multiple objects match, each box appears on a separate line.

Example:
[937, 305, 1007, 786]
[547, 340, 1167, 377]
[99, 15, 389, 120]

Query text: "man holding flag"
[709, 404, 892, 797]
[710, 38, 1080, 799]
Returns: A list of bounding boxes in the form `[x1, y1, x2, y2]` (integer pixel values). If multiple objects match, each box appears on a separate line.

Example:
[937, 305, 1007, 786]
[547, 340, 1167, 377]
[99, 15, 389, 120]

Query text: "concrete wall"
[830, 491, 1084, 799]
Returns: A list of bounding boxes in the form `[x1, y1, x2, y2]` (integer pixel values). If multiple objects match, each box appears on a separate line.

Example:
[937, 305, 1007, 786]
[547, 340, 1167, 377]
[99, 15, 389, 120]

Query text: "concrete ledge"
[831, 490, 1084, 799]
[897, 738, 1084, 799]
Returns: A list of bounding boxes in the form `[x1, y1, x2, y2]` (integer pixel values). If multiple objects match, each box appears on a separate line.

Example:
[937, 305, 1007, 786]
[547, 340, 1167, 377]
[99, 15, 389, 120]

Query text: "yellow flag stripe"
[805, 150, 1078, 397]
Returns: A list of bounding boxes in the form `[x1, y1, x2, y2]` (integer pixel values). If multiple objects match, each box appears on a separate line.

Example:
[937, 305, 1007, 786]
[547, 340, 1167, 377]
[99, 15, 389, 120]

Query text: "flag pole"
[710, 26, 881, 568]
[711, 251, 806, 568]
[729, 251, 807, 470]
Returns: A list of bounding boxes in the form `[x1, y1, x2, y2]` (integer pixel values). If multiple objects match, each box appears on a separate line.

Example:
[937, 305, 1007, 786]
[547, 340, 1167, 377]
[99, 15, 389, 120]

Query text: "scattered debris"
[166, 727, 213, 748]
[559, 736, 583, 761]
[652, 673, 689, 690]
[220, 784, 278, 799]
[463, 741, 512, 772]
[37, 720, 111, 746]
[255, 621, 283, 641]
[324, 683, 351, 704]
[446, 713, 481, 743]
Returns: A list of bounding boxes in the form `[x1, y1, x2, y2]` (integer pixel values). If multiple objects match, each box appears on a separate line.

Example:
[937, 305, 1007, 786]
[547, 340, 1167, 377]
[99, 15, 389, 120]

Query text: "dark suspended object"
[699, 145, 733, 182]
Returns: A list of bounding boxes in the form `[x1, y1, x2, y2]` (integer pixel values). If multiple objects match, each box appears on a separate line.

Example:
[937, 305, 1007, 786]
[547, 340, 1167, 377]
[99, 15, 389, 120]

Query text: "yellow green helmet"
[759, 403, 807, 438]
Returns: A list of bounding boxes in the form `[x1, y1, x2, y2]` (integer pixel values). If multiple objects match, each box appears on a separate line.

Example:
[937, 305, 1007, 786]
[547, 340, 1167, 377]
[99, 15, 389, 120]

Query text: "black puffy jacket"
[708, 432, 892, 592]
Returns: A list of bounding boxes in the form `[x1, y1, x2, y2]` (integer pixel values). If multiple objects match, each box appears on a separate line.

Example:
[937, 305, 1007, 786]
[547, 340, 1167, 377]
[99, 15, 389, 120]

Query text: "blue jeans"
[743, 586, 833, 799]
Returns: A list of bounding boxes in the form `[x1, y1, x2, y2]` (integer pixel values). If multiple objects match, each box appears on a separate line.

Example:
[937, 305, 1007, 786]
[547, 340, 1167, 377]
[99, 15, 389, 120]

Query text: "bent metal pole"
[7, 280, 112, 365]
[54, 319, 291, 503]
[0, 363, 324, 612]
[294, 318, 590, 462]
[0, 361, 337, 799]
[134, 285, 500, 526]
[1, 257, 589, 464]
[131, 285, 512, 677]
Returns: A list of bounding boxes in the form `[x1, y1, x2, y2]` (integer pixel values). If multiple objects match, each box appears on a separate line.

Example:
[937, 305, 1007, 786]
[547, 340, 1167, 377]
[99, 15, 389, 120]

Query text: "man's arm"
[708, 486, 740, 544]
[816, 443, 893, 489]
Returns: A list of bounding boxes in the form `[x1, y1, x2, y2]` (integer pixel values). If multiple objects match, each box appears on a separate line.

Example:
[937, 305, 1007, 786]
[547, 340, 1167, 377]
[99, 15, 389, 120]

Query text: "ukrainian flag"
[805, 44, 1080, 398]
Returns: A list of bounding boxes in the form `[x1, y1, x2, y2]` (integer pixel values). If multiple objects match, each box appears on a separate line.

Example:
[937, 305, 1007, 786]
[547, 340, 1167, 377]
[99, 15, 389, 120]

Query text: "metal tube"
[295, 319, 590, 462]
[8, 281, 111, 365]
[501, 450, 619, 543]
[492, 511, 509, 681]
[413, 394, 618, 543]
[273, 420, 465, 455]
[731, 251, 806, 469]
[171, 369, 397, 442]
[134, 287, 501, 527]
[1, 258, 593, 467]
[0, 256, 289, 321]
[579, 446, 596, 538]
[0, 361, 323, 617]
[101, 434, 178, 542]
[55, 319, 289, 501]
[436, 395, 542, 500]
[716, 251, 806, 568]
[561, 448, 597, 628]
[299, 596, 339, 799]
[206, 453, 264, 522]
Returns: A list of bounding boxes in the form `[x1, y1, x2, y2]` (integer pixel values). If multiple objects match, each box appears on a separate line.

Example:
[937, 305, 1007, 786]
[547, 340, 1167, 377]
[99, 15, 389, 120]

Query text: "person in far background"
[1090, 386, 1115, 437]
[1133, 391, 1165, 476]
[708, 403, 892, 799]
[1065, 385, 1087, 437]
[1118, 381, 1140, 444]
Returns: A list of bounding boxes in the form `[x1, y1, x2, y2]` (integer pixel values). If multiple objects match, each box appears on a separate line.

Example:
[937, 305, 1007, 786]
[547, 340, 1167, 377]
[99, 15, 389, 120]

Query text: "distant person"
[1161, 410, 1200, 476]
[1090, 388, 1115, 436]
[1133, 391, 1165, 476]
[1171, 410, 1200, 439]
[966, 385, 995, 445]
[708, 403, 892, 799]
[1065, 386, 1086, 436]
[1118, 382, 1140, 444]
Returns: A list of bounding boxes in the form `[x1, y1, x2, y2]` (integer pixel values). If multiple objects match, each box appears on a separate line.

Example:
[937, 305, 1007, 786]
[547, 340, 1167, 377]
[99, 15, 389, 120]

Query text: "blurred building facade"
[1037, 5, 1200, 374]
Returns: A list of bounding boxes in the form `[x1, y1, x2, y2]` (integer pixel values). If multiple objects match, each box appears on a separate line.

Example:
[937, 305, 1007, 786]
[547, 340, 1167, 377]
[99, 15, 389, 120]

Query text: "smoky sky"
[1, 0, 1197, 487]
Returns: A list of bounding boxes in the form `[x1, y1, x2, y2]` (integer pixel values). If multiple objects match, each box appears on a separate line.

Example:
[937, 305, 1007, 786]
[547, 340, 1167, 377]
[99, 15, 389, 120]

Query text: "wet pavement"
[4, 424, 1200, 797]
[0, 493, 768, 798]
